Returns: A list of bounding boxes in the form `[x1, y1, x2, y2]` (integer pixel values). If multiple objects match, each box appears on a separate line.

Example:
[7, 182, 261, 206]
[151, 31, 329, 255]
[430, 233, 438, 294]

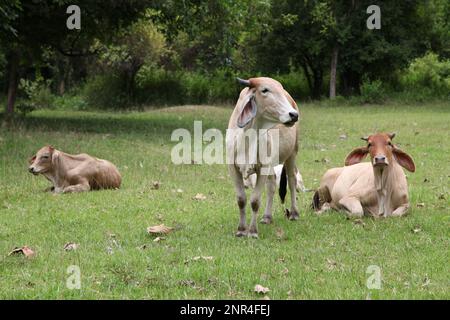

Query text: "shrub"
[82, 74, 130, 109]
[401, 53, 450, 97]
[53, 94, 88, 111]
[359, 78, 386, 104]
[17, 76, 55, 115]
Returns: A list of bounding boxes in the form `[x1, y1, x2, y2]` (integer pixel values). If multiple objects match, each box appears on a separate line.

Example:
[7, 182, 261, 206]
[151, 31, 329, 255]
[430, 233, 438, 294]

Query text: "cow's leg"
[285, 156, 299, 221]
[248, 172, 267, 238]
[391, 203, 410, 217]
[63, 182, 91, 193]
[261, 174, 276, 224]
[229, 165, 248, 237]
[338, 197, 364, 218]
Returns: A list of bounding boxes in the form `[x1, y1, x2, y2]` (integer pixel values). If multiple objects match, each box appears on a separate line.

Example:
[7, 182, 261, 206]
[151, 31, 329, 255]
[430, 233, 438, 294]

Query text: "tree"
[96, 16, 167, 100]
[1, 0, 152, 114]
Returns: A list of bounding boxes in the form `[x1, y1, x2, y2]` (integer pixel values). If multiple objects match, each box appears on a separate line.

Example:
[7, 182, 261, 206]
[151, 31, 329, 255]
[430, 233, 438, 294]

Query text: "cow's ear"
[345, 147, 369, 166]
[237, 88, 257, 128]
[29, 155, 36, 165]
[284, 90, 298, 111]
[393, 147, 415, 172]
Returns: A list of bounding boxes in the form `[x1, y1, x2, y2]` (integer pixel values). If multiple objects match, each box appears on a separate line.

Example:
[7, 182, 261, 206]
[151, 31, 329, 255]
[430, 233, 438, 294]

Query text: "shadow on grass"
[1, 110, 227, 139]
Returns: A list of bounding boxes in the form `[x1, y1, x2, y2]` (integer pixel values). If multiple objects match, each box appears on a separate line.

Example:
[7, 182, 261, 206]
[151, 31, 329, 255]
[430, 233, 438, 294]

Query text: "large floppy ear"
[284, 90, 298, 111]
[345, 147, 369, 166]
[237, 88, 257, 128]
[28, 155, 36, 165]
[392, 147, 415, 172]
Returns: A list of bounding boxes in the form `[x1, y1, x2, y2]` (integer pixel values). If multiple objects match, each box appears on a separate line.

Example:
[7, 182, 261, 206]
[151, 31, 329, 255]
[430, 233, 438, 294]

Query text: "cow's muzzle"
[373, 155, 388, 166]
[284, 112, 299, 127]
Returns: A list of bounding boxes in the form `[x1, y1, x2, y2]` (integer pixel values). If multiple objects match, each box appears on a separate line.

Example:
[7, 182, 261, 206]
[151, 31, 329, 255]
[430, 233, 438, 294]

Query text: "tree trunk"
[312, 69, 323, 99]
[6, 50, 19, 115]
[329, 46, 339, 99]
[301, 64, 313, 98]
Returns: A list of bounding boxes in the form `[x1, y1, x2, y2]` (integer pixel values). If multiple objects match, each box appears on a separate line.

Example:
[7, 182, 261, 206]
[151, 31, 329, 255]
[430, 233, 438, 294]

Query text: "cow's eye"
[261, 88, 269, 94]
[42, 156, 49, 160]
[367, 143, 372, 148]
[388, 142, 393, 146]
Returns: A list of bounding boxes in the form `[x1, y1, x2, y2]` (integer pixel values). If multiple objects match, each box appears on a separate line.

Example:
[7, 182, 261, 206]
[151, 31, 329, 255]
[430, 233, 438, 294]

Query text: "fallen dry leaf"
[63, 243, 79, 251]
[416, 203, 425, 208]
[193, 193, 207, 201]
[254, 284, 270, 294]
[147, 224, 174, 235]
[412, 226, 422, 234]
[326, 258, 338, 270]
[9, 246, 35, 258]
[339, 134, 348, 140]
[151, 181, 160, 190]
[153, 237, 166, 243]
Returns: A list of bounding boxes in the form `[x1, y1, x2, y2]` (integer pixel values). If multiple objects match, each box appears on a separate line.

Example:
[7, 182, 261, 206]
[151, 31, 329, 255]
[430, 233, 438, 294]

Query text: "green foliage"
[359, 79, 386, 104]
[17, 76, 55, 115]
[53, 94, 88, 111]
[82, 74, 130, 110]
[401, 53, 450, 96]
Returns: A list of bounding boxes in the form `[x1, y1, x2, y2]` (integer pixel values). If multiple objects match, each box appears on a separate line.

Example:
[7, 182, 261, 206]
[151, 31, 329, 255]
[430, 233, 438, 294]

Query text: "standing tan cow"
[313, 133, 415, 217]
[226, 77, 300, 238]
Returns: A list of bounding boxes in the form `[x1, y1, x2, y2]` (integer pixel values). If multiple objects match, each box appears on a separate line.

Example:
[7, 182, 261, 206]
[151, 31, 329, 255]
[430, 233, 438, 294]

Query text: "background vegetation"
[0, 0, 449, 114]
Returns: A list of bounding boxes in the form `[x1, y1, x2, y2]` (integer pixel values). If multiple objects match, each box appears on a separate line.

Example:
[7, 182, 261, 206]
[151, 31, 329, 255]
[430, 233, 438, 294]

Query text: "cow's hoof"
[235, 230, 247, 237]
[285, 209, 299, 221]
[248, 232, 259, 239]
[260, 216, 273, 224]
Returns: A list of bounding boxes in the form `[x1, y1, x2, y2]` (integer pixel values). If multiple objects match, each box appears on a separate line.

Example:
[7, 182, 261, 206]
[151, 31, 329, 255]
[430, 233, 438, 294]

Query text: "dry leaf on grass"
[8, 246, 35, 258]
[147, 224, 174, 235]
[412, 226, 422, 234]
[193, 193, 207, 201]
[254, 284, 270, 294]
[417, 203, 425, 208]
[64, 243, 79, 251]
[153, 237, 166, 243]
[326, 258, 338, 270]
[151, 181, 160, 190]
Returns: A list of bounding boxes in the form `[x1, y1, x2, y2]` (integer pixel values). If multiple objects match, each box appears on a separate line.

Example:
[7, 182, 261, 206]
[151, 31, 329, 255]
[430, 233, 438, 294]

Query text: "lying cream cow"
[29, 145, 122, 193]
[313, 133, 415, 217]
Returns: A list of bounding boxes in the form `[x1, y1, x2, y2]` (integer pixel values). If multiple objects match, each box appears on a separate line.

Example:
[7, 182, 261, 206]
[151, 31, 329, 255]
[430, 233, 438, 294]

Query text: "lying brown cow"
[313, 133, 415, 217]
[29, 146, 121, 193]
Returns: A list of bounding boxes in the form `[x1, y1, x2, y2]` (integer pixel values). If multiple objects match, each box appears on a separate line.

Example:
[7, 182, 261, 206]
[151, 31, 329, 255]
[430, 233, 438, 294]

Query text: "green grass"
[0, 102, 449, 299]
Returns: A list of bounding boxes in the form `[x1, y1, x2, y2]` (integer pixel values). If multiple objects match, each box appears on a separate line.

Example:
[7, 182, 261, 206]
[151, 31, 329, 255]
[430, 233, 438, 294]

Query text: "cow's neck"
[42, 151, 74, 190]
[373, 161, 403, 216]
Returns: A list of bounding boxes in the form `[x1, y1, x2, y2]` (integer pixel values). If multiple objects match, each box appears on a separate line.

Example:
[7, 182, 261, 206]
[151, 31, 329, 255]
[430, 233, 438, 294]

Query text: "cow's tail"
[279, 165, 287, 204]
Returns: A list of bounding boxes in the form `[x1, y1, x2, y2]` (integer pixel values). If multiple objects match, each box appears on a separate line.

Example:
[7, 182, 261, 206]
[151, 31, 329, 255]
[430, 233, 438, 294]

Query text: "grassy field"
[0, 102, 449, 299]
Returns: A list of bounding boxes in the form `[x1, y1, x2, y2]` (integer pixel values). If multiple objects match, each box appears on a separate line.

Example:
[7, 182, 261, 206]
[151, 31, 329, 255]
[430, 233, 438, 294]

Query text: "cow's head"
[345, 133, 415, 172]
[28, 145, 55, 175]
[236, 77, 299, 128]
